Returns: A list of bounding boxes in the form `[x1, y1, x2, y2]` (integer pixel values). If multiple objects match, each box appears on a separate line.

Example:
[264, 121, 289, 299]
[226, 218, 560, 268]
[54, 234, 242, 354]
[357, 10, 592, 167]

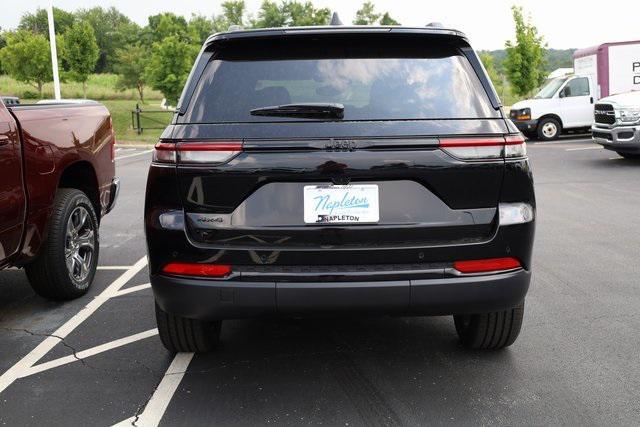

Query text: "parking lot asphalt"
[1, 138, 639, 426]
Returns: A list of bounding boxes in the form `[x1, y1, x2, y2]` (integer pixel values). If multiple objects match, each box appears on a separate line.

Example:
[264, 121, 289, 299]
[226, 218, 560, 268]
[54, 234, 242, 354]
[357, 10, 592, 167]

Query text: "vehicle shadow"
[166, 316, 519, 425]
[0, 270, 59, 325]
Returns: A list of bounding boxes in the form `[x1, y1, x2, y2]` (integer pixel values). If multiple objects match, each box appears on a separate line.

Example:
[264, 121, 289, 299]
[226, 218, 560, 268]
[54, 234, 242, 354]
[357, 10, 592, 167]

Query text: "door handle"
[590, 97, 594, 104]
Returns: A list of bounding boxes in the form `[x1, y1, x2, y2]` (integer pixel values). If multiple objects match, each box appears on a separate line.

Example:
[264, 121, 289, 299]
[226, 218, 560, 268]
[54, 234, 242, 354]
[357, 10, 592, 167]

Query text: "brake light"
[453, 257, 521, 274]
[153, 142, 176, 163]
[440, 134, 526, 160]
[178, 142, 243, 164]
[153, 141, 243, 164]
[110, 117, 116, 162]
[162, 262, 232, 278]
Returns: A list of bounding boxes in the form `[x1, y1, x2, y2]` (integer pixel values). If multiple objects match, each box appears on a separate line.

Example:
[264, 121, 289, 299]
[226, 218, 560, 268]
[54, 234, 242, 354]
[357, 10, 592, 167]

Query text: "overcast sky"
[2, 0, 639, 50]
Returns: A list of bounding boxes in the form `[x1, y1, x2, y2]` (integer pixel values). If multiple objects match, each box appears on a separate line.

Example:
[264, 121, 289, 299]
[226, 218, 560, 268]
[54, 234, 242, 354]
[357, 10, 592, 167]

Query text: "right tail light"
[440, 134, 526, 160]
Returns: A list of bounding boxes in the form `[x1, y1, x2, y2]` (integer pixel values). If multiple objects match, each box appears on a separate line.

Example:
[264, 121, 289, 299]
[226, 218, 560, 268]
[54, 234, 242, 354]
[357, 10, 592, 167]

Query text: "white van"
[510, 75, 595, 140]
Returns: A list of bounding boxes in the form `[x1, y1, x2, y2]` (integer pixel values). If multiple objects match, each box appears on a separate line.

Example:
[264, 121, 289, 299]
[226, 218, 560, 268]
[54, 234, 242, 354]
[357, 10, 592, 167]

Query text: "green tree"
[188, 14, 214, 45]
[379, 12, 400, 25]
[252, 1, 287, 28]
[0, 30, 52, 97]
[18, 7, 75, 36]
[145, 36, 199, 105]
[75, 7, 140, 73]
[213, 1, 247, 32]
[504, 6, 547, 97]
[480, 51, 509, 101]
[115, 44, 150, 102]
[354, 2, 380, 25]
[283, 1, 330, 26]
[60, 22, 100, 98]
[145, 13, 190, 43]
[0, 31, 7, 74]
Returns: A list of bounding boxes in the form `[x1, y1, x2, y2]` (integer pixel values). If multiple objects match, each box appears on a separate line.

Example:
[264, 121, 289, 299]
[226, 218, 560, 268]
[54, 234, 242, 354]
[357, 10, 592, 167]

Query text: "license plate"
[303, 185, 379, 224]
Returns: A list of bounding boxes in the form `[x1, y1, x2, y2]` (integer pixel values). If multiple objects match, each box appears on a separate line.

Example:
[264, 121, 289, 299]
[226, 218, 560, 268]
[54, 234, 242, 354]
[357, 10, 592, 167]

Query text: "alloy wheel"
[64, 206, 95, 282]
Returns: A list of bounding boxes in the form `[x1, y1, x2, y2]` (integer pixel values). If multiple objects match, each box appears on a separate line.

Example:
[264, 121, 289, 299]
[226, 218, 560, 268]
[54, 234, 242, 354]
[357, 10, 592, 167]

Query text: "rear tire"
[536, 117, 561, 141]
[618, 152, 640, 159]
[454, 302, 524, 349]
[25, 189, 99, 300]
[155, 303, 221, 353]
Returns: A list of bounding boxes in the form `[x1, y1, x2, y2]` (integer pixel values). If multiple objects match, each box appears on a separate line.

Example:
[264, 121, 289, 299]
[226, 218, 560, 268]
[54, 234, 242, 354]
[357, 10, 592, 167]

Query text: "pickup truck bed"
[0, 100, 118, 299]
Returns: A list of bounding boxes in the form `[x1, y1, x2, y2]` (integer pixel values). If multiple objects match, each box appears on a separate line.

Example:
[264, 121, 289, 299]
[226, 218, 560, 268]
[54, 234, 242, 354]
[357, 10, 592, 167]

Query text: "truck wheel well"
[58, 161, 101, 220]
[538, 114, 563, 129]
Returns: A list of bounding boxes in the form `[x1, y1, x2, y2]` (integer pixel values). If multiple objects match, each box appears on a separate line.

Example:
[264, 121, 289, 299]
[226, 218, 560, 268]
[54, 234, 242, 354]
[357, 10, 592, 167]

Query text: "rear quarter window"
[183, 37, 499, 123]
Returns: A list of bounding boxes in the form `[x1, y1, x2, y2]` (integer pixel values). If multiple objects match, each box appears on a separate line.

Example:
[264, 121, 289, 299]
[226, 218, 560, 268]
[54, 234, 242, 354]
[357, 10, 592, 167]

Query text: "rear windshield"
[183, 38, 498, 123]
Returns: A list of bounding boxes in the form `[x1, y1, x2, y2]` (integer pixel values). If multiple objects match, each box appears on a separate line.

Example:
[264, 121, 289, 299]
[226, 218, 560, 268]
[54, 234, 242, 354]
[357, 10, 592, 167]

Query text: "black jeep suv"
[145, 26, 535, 353]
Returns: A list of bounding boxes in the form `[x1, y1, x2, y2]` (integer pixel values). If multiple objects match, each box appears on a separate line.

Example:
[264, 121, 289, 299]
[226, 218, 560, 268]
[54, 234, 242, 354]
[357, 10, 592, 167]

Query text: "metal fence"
[131, 104, 174, 134]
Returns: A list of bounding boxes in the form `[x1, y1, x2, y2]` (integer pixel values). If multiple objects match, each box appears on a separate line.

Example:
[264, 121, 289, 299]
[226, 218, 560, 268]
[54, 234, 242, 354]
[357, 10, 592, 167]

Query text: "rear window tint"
[184, 38, 498, 123]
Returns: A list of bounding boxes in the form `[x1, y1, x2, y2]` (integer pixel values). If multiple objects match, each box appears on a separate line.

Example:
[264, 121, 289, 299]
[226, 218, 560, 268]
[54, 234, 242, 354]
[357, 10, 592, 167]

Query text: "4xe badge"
[325, 140, 356, 151]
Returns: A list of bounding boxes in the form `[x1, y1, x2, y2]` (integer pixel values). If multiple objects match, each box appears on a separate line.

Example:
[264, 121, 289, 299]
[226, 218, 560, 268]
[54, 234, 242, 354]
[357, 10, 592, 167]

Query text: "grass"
[0, 74, 163, 101]
[102, 100, 172, 143]
[0, 72, 170, 143]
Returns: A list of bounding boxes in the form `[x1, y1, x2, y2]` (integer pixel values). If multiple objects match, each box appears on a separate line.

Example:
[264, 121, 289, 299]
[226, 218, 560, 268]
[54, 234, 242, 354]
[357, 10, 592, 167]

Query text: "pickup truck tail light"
[440, 134, 526, 160]
[110, 117, 116, 161]
[153, 141, 243, 164]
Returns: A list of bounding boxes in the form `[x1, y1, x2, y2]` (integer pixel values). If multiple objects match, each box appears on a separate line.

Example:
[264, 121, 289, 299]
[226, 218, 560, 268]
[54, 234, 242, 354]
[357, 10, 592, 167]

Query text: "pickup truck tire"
[25, 189, 99, 300]
[155, 303, 221, 353]
[537, 117, 561, 141]
[618, 152, 640, 159]
[453, 302, 524, 349]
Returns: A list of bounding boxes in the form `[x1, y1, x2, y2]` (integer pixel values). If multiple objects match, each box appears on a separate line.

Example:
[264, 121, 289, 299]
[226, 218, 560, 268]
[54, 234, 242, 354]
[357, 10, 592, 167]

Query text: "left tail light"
[440, 134, 526, 160]
[153, 141, 243, 164]
[162, 263, 232, 278]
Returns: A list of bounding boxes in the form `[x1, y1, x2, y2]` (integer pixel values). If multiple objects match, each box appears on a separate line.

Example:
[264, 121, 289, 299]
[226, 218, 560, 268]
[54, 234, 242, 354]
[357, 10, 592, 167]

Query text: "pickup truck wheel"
[537, 118, 561, 141]
[155, 303, 221, 353]
[25, 189, 99, 300]
[453, 302, 524, 349]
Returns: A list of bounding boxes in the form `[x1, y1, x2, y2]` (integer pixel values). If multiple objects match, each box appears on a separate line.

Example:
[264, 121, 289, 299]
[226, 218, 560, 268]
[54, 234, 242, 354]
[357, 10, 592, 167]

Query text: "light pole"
[47, 0, 61, 100]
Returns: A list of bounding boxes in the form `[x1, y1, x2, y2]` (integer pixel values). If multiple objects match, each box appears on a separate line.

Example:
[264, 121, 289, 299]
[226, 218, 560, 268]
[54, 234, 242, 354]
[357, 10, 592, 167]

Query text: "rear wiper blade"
[250, 103, 344, 119]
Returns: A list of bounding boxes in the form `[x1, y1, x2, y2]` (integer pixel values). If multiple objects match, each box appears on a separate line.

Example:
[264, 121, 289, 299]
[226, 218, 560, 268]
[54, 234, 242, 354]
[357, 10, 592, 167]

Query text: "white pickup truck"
[592, 91, 640, 159]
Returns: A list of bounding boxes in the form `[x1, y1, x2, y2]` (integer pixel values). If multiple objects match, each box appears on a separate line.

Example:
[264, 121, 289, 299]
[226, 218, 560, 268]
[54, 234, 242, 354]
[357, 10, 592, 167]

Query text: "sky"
[1, 0, 639, 50]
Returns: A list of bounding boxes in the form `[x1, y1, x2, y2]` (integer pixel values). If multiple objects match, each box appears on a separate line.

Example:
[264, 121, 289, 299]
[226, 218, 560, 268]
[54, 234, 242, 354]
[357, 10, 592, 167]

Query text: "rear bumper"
[151, 268, 530, 321]
[105, 178, 120, 214]
[592, 124, 640, 153]
[511, 119, 538, 134]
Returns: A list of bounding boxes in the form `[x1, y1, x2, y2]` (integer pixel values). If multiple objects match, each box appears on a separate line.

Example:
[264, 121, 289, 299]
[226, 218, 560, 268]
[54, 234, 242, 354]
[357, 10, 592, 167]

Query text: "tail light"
[110, 117, 116, 162]
[153, 141, 243, 164]
[453, 257, 521, 274]
[440, 134, 526, 160]
[163, 262, 232, 278]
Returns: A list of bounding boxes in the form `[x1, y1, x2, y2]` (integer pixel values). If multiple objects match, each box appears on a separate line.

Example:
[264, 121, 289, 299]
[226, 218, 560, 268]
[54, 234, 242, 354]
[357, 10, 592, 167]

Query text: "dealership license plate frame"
[303, 184, 380, 224]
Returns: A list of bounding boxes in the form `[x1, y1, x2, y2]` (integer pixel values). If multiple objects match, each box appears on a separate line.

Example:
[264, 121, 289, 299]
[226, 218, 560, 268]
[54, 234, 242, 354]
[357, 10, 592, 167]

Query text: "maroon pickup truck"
[0, 99, 118, 300]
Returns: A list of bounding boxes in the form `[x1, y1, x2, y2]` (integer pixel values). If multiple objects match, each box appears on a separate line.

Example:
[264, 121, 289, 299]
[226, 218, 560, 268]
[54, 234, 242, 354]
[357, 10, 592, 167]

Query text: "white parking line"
[565, 146, 602, 151]
[114, 283, 151, 297]
[113, 352, 195, 427]
[0, 256, 147, 394]
[25, 329, 158, 377]
[97, 266, 133, 271]
[115, 149, 153, 161]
